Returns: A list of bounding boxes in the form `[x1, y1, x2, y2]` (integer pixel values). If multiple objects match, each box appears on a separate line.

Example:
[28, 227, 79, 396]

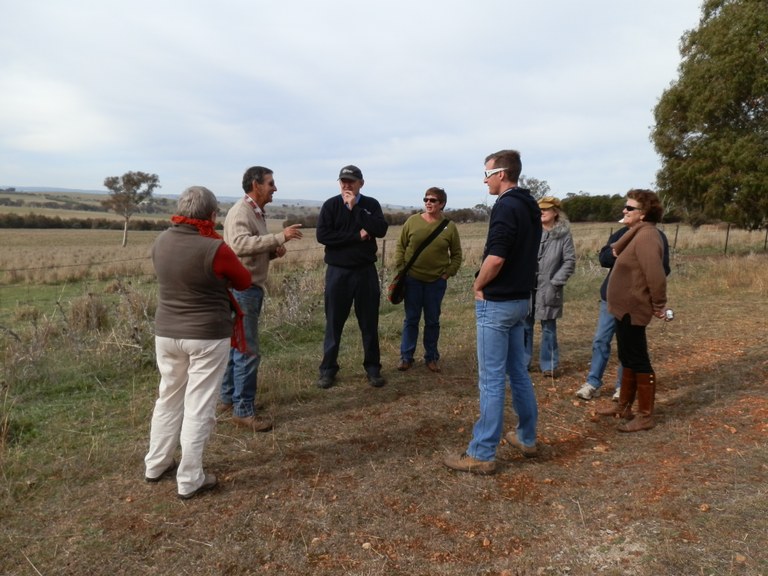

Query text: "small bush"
[68, 293, 110, 332]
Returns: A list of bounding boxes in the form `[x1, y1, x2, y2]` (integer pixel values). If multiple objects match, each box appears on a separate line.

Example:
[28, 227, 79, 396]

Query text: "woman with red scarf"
[144, 186, 251, 499]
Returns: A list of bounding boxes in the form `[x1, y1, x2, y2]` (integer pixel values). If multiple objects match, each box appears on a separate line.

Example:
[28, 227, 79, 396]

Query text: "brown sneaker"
[426, 361, 441, 373]
[232, 414, 273, 432]
[397, 359, 414, 372]
[443, 452, 496, 475]
[216, 403, 233, 419]
[504, 432, 538, 458]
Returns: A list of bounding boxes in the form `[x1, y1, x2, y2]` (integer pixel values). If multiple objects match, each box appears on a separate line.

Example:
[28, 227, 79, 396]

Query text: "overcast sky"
[0, 1, 702, 209]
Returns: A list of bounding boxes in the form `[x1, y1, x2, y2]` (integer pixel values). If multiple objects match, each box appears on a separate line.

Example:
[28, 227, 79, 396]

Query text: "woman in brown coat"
[597, 189, 671, 432]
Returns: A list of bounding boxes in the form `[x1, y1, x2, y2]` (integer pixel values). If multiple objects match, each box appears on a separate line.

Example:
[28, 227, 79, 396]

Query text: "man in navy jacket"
[444, 150, 542, 474]
[316, 165, 389, 389]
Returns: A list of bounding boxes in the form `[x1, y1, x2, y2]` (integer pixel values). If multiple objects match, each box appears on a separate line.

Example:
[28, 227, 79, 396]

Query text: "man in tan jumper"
[219, 166, 303, 431]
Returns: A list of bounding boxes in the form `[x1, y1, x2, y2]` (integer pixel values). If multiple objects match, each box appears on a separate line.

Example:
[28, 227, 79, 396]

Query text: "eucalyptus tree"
[102, 171, 161, 246]
[652, 0, 768, 230]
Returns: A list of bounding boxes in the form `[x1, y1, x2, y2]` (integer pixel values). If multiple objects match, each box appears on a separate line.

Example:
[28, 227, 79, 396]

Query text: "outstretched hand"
[283, 223, 303, 241]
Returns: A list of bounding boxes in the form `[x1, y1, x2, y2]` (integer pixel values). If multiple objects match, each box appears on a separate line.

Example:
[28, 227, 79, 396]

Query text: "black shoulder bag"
[387, 219, 450, 304]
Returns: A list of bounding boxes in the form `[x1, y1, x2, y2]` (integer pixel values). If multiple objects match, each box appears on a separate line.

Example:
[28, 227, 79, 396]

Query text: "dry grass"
[1, 222, 765, 286]
[1, 227, 767, 576]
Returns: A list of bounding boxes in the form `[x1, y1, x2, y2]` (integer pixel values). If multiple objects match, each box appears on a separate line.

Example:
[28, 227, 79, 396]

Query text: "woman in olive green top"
[395, 187, 462, 373]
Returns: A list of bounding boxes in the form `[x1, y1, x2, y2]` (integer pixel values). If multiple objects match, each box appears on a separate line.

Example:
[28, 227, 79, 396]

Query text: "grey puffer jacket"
[534, 219, 576, 320]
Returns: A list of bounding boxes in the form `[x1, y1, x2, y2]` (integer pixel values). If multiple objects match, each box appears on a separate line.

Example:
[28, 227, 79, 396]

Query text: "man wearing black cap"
[315, 165, 389, 389]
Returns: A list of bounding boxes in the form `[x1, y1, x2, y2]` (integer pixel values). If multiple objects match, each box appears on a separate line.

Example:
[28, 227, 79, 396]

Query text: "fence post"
[673, 225, 679, 250]
[724, 223, 731, 256]
[764, 227, 767, 252]
[380, 239, 387, 286]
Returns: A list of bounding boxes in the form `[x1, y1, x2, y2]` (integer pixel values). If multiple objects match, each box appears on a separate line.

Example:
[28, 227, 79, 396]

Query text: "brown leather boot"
[618, 372, 656, 432]
[596, 367, 635, 419]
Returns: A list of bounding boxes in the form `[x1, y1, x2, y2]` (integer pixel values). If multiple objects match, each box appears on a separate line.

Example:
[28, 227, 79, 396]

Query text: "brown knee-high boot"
[618, 372, 656, 432]
[596, 367, 635, 420]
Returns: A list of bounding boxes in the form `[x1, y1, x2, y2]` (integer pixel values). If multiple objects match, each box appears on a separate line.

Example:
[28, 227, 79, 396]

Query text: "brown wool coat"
[606, 221, 667, 326]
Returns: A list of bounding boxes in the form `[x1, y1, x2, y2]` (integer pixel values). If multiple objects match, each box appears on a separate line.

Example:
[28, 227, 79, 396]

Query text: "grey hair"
[176, 186, 218, 220]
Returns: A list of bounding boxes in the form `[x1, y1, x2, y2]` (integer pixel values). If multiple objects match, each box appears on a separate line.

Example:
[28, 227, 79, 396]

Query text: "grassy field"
[1, 224, 767, 575]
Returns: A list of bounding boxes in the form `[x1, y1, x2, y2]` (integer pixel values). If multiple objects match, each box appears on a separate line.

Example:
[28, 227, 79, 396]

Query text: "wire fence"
[0, 223, 766, 318]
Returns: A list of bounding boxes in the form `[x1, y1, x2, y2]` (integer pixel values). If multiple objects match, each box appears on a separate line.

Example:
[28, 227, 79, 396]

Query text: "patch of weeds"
[68, 292, 111, 332]
[1, 414, 38, 447]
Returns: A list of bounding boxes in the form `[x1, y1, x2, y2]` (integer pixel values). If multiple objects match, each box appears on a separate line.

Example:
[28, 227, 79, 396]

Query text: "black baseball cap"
[338, 165, 363, 181]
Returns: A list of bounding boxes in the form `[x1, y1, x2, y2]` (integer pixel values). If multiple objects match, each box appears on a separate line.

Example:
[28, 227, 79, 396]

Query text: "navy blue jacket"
[316, 194, 389, 268]
[481, 187, 542, 301]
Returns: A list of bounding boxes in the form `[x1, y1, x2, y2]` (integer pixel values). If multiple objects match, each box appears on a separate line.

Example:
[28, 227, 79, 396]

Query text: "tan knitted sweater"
[223, 197, 286, 289]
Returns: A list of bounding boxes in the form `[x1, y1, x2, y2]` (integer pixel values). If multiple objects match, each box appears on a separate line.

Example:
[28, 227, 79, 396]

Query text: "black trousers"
[320, 264, 381, 377]
[614, 313, 653, 373]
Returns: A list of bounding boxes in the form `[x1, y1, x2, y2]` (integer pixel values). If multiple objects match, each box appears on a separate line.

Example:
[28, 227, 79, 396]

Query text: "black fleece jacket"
[481, 187, 542, 301]
[316, 194, 389, 268]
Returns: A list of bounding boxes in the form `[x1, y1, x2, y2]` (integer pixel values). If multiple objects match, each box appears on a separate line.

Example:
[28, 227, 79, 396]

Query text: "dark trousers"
[320, 264, 382, 377]
[614, 313, 653, 373]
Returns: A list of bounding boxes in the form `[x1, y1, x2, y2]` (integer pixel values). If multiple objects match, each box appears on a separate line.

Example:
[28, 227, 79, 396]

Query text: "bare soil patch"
[2, 290, 767, 576]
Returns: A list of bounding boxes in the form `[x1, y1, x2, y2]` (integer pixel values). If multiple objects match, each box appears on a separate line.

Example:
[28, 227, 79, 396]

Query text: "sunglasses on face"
[484, 168, 505, 178]
[423, 197, 440, 204]
[623, 205, 640, 212]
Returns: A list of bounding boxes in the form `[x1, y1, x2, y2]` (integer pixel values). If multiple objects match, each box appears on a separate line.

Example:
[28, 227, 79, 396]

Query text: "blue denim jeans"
[467, 299, 538, 462]
[585, 300, 623, 390]
[523, 316, 559, 372]
[400, 275, 447, 363]
[220, 285, 263, 418]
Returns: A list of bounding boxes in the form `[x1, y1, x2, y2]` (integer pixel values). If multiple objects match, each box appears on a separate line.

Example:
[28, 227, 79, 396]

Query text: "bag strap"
[401, 219, 450, 274]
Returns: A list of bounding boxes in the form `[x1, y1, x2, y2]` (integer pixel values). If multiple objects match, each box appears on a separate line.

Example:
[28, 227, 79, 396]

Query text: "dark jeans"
[320, 264, 381, 377]
[614, 313, 653, 373]
[400, 275, 447, 363]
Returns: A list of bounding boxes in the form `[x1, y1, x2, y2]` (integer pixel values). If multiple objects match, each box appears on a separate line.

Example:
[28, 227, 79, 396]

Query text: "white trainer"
[576, 383, 599, 400]
[612, 388, 621, 401]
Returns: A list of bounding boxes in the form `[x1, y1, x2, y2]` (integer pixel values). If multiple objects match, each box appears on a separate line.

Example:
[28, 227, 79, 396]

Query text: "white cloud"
[0, 69, 123, 152]
[0, 0, 702, 206]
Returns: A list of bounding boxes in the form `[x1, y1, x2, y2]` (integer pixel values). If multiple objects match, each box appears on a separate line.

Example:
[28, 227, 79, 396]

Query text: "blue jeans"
[220, 285, 263, 418]
[467, 299, 538, 462]
[523, 316, 559, 372]
[585, 300, 623, 390]
[400, 275, 447, 363]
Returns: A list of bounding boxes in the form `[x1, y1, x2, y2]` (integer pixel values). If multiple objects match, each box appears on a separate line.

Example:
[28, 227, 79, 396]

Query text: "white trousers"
[145, 336, 230, 495]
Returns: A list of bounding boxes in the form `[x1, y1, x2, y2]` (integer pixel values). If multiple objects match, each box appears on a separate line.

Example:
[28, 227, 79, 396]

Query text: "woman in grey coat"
[524, 196, 576, 376]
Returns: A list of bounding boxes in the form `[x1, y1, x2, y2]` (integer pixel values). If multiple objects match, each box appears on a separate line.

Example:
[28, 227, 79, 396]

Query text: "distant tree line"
[282, 205, 493, 229]
[0, 198, 106, 211]
[0, 213, 172, 230]
[0, 195, 176, 214]
[0, 194, 706, 230]
[561, 193, 683, 223]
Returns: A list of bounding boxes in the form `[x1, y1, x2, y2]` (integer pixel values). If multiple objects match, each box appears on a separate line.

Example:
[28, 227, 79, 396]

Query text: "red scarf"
[170, 214, 247, 353]
[170, 215, 222, 239]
